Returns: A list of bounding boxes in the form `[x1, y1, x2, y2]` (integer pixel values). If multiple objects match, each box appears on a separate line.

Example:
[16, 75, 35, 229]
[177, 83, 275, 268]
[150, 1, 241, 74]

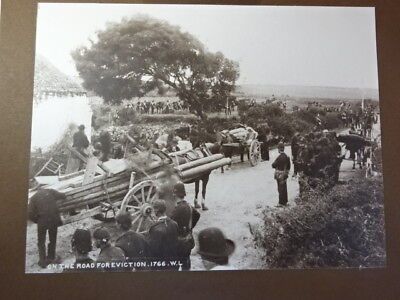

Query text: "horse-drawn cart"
[29, 145, 231, 233]
[219, 125, 261, 166]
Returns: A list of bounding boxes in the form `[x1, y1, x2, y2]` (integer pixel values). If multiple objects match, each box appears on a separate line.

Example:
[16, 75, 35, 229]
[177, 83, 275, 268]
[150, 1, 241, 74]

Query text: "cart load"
[29, 145, 231, 227]
[219, 124, 261, 166]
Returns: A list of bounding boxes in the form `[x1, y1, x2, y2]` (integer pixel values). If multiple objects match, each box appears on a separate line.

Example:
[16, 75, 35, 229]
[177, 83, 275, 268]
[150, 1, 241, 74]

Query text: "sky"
[36, 4, 379, 89]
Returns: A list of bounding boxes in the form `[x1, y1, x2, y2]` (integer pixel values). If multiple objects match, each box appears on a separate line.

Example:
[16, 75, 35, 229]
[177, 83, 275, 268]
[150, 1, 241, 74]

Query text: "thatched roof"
[33, 55, 85, 96]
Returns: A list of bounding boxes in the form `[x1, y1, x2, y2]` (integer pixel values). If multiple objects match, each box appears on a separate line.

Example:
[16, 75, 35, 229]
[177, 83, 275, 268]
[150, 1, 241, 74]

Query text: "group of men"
[29, 181, 236, 272]
[270, 130, 345, 207]
[124, 99, 185, 115]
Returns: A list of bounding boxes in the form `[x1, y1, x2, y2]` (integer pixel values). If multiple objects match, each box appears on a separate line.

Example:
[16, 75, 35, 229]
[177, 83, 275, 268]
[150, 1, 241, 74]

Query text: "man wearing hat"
[170, 182, 200, 270]
[198, 227, 236, 270]
[272, 142, 291, 206]
[93, 227, 126, 269]
[115, 212, 150, 270]
[73, 124, 90, 157]
[28, 187, 66, 268]
[147, 199, 179, 270]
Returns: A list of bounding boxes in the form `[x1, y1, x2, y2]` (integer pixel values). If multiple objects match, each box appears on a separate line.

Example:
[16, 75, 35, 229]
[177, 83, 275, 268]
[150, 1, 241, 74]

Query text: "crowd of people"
[272, 102, 378, 206]
[29, 181, 236, 272]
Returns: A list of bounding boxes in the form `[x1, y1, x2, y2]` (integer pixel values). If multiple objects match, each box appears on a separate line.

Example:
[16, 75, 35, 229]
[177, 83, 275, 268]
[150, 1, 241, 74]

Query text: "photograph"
[25, 3, 384, 273]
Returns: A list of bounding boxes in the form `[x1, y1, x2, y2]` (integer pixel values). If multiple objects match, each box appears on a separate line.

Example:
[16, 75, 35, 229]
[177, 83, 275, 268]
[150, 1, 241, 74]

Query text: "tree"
[72, 16, 239, 120]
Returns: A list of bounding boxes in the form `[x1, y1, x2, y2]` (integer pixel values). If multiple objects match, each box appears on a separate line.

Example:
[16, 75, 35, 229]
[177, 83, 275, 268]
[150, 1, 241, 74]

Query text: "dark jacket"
[97, 244, 126, 263]
[272, 152, 291, 171]
[147, 216, 179, 260]
[170, 200, 200, 236]
[28, 189, 65, 227]
[115, 231, 149, 261]
[73, 130, 89, 149]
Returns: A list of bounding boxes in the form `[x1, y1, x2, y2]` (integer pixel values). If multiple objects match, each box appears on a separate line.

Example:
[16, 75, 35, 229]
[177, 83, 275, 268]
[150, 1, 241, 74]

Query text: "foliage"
[72, 15, 239, 120]
[253, 175, 386, 268]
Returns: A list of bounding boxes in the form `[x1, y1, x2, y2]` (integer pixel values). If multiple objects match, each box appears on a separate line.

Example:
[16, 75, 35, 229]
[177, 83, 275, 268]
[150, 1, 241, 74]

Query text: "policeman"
[272, 142, 291, 206]
[170, 182, 200, 270]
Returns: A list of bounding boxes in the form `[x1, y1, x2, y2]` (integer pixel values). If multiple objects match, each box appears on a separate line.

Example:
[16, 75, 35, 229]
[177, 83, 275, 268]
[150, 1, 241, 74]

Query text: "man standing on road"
[28, 187, 66, 268]
[170, 182, 200, 270]
[272, 142, 291, 206]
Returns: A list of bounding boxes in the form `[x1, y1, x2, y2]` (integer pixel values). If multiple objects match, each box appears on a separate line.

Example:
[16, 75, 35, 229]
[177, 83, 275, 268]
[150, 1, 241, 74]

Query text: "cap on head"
[278, 142, 285, 152]
[78, 124, 85, 130]
[173, 181, 186, 198]
[198, 227, 235, 260]
[93, 227, 111, 242]
[152, 199, 167, 215]
[71, 229, 92, 254]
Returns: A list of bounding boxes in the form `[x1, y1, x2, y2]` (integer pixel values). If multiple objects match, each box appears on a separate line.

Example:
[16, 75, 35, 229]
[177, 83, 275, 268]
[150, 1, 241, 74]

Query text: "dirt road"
[187, 147, 298, 270]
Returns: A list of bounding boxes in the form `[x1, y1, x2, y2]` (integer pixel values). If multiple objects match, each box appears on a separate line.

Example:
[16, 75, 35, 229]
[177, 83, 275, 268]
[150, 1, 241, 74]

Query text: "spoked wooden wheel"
[249, 140, 261, 166]
[118, 180, 158, 233]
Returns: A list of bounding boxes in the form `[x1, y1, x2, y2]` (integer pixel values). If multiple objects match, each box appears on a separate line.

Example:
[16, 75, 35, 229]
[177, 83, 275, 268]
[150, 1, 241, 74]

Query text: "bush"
[253, 175, 386, 268]
[320, 112, 343, 130]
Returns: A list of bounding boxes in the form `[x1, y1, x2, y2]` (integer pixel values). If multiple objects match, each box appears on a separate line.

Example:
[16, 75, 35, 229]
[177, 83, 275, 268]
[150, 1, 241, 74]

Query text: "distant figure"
[170, 182, 200, 270]
[198, 227, 236, 271]
[28, 188, 65, 268]
[73, 124, 89, 156]
[272, 142, 291, 206]
[63, 229, 94, 273]
[115, 212, 150, 270]
[147, 199, 179, 270]
[93, 228, 125, 270]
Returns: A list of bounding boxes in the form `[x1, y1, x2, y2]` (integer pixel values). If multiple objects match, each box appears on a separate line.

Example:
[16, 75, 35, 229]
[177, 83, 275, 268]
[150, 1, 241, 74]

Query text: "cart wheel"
[118, 180, 158, 233]
[249, 140, 261, 166]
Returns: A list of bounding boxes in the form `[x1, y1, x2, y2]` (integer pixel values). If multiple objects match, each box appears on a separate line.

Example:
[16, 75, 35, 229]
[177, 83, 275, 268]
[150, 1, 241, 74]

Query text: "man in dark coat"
[147, 199, 179, 270]
[115, 212, 150, 270]
[72, 124, 89, 156]
[272, 142, 291, 206]
[170, 182, 200, 270]
[28, 187, 65, 268]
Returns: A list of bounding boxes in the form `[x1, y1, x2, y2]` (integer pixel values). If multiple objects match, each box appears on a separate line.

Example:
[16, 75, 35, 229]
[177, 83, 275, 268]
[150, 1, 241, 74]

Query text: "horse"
[170, 143, 214, 210]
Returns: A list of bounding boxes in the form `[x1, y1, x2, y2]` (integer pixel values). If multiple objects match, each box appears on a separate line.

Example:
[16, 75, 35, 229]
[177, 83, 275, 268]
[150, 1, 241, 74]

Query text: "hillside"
[235, 84, 379, 100]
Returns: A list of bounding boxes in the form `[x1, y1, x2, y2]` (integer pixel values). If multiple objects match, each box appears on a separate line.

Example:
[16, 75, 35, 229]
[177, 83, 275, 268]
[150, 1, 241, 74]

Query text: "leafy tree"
[72, 16, 239, 120]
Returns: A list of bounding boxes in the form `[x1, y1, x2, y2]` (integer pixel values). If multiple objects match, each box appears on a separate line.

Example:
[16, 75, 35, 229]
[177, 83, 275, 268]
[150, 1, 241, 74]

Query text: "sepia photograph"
[25, 3, 384, 273]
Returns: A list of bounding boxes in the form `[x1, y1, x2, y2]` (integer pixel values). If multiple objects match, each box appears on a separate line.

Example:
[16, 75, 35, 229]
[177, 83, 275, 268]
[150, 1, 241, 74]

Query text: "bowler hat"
[198, 227, 235, 259]
[71, 229, 92, 254]
[93, 227, 111, 241]
[78, 124, 85, 130]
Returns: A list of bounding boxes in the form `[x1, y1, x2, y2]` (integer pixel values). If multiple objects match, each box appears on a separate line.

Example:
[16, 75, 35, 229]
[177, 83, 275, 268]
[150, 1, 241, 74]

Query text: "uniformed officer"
[170, 182, 200, 270]
[272, 142, 291, 206]
[147, 199, 179, 270]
